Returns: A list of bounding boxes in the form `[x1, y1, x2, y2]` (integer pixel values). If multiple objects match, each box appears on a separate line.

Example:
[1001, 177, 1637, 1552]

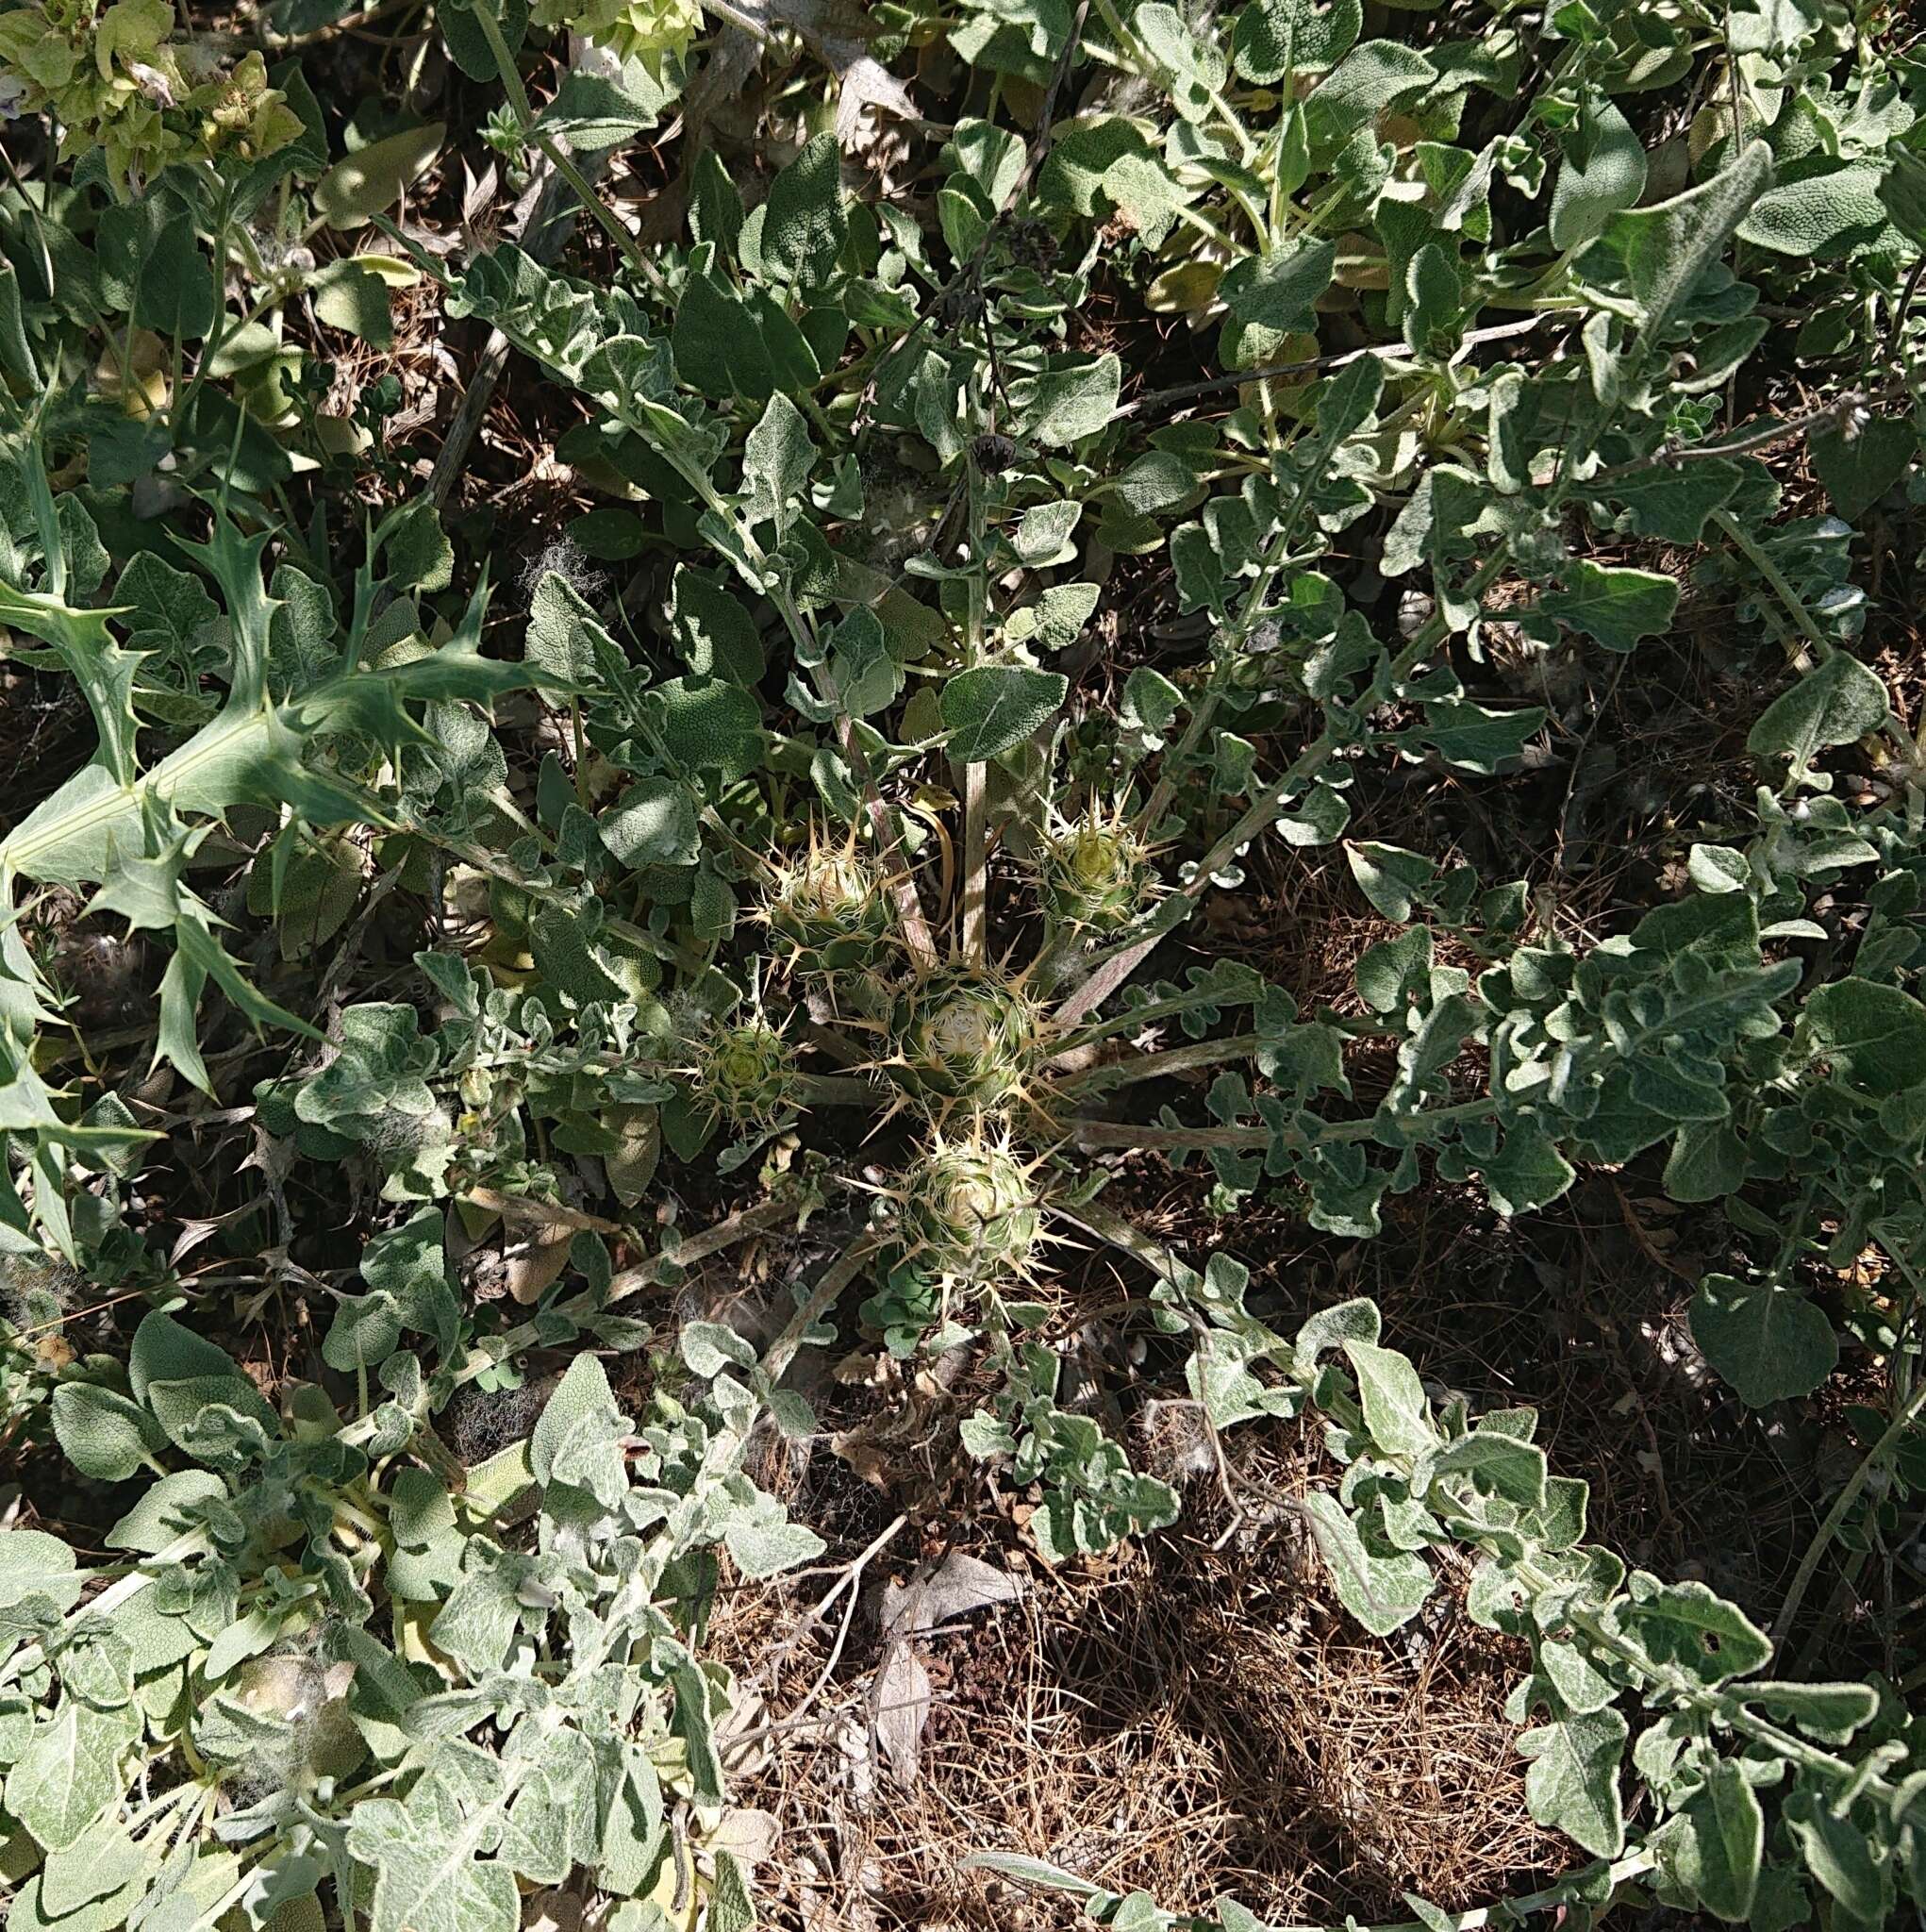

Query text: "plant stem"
[1709, 507, 1831, 658]
[1056, 1033, 1260, 1096]
[959, 461, 990, 969]
[469, 2, 669, 301]
[1770, 1376, 1926, 1644]
[761, 1240, 871, 1382]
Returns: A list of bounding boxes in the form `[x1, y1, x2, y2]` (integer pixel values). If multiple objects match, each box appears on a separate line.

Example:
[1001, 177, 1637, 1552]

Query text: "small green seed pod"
[898, 1136, 1041, 1283]
[693, 1020, 798, 1126]
[890, 966, 1041, 1110]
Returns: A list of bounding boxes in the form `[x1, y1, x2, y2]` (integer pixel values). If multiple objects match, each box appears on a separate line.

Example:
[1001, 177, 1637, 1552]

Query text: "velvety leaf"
[50, 1383, 166, 1482]
[1782, 1786, 1884, 1922]
[1810, 416, 1916, 522]
[1673, 1758, 1763, 1923]
[1689, 1275, 1838, 1407]
[1341, 1339, 1436, 1459]
[1541, 560, 1679, 652]
[1296, 1491, 1434, 1635]
[1736, 158, 1887, 257]
[1014, 355, 1123, 446]
[762, 133, 847, 286]
[1518, 1707, 1627, 1857]
[8, 1699, 131, 1851]
[347, 1783, 519, 1932]
[1550, 96, 1647, 250]
[940, 665, 1068, 759]
[1232, 0, 1361, 80]
[1746, 653, 1888, 774]
[315, 124, 447, 230]
[1619, 1576, 1772, 1685]
[529, 1353, 631, 1509]
[603, 779, 700, 868]
[723, 1518, 827, 1578]
[1800, 977, 1926, 1097]
[1480, 1119, 1577, 1217]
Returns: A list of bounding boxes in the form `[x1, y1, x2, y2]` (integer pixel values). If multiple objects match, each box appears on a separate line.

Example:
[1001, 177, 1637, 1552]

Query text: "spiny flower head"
[889, 963, 1042, 1112]
[764, 834, 890, 972]
[1038, 802, 1154, 934]
[895, 1131, 1041, 1285]
[692, 1015, 799, 1127]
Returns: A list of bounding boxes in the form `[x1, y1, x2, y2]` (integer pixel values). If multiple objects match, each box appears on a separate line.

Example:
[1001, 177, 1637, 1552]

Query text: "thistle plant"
[690, 1013, 800, 1127]
[763, 835, 890, 972]
[0, 0, 1924, 1927]
[894, 1131, 1042, 1286]
[887, 963, 1045, 1112]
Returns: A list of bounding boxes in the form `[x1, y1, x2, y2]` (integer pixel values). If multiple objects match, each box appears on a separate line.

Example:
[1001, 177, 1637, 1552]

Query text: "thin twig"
[1771, 1378, 1926, 1644]
[760, 1240, 871, 1383]
[1115, 314, 1554, 420]
[768, 1511, 910, 1734]
[1585, 389, 1890, 491]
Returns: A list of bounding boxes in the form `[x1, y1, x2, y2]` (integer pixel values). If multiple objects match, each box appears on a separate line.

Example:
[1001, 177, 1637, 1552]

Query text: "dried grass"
[711, 1417, 1573, 1932]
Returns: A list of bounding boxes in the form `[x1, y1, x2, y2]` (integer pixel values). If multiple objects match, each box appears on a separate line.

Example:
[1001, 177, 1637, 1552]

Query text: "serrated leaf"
[1518, 1707, 1627, 1857]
